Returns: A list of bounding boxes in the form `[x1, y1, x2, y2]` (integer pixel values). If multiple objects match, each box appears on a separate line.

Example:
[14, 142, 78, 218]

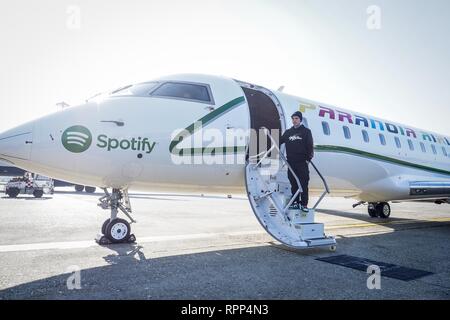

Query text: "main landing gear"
[353, 201, 391, 219]
[367, 202, 391, 219]
[95, 188, 137, 245]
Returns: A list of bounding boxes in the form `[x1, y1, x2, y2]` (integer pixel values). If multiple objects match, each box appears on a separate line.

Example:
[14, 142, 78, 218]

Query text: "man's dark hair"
[291, 111, 303, 121]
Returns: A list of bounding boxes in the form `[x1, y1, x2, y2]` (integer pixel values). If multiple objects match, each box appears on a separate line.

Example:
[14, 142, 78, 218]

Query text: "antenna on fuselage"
[56, 101, 70, 110]
[277, 86, 285, 92]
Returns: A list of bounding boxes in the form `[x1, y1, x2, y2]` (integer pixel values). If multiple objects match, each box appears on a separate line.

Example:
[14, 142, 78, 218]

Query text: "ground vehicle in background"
[1, 160, 96, 193]
[5, 173, 54, 198]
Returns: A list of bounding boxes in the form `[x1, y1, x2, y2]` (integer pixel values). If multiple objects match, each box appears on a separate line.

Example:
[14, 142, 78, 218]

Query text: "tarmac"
[0, 187, 449, 299]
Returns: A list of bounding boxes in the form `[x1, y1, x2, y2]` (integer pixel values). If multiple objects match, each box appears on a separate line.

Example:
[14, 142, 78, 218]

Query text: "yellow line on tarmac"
[326, 217, 450, 230]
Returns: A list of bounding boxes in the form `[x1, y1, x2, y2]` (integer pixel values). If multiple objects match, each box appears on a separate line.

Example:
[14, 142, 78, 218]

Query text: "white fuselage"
[0, 74, 448, 202]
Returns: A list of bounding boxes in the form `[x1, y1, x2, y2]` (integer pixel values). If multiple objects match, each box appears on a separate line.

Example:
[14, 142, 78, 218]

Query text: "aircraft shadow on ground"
[0, 223, 449, 300]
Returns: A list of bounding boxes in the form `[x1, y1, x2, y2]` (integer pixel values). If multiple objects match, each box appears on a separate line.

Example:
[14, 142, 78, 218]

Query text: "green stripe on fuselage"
[315, 145, 450, 176]
[169, 96, 246, 155]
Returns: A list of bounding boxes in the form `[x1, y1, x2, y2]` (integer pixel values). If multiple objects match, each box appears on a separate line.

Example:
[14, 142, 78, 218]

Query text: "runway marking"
[0, 230, 267, 253]
[0, 218, 448, 253]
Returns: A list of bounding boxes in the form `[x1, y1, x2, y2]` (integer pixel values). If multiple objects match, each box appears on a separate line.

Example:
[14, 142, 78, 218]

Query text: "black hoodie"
[280, 125, 314, 162]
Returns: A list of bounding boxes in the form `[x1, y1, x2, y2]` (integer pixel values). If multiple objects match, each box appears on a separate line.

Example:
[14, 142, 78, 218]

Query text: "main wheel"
[376, 202, 391, 219]
[101, 219, 111, 235]
[368, 203, 378, 218]
[7, 188, 20, 198]
[85, 186, 96, 193]
[105, 218, 131, 243]
[33, 190, 44, 198]
[75, 185, 84, 192]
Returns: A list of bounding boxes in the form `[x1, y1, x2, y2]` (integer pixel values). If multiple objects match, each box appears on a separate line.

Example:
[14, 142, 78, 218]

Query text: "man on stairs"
[280, 111, 314, 213]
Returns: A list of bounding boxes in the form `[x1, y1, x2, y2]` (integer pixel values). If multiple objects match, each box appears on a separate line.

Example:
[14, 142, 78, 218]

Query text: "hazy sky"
[0, 0, 449, 135]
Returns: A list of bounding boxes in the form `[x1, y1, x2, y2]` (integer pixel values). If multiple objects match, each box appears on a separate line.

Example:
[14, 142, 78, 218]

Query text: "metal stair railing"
[309, 160, 330, 210]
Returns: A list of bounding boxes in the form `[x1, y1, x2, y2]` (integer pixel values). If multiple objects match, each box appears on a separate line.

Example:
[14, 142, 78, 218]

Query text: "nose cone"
[0, 123, 33, 161]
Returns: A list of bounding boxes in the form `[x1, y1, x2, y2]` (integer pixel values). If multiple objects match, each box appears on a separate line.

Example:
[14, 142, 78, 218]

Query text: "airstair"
[245, 127, 336, 251]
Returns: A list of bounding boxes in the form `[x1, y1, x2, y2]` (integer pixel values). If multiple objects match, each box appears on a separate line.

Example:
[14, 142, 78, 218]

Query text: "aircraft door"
[241, 86, 284, 159]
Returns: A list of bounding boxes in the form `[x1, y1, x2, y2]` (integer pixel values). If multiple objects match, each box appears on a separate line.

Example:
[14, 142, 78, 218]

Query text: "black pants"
[287, 160, 310, 207]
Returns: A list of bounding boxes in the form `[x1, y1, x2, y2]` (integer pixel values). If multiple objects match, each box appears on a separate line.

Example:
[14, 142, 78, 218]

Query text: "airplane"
[0, 74, 448, 249]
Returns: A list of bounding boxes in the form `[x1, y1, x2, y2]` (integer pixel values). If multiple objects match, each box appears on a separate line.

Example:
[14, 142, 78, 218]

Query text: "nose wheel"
[96, 188, 137, 245]
[99, 218, 136, 244]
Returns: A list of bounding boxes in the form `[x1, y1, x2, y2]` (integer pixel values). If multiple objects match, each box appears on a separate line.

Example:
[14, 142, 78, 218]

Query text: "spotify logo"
[62, 125, 93, 153]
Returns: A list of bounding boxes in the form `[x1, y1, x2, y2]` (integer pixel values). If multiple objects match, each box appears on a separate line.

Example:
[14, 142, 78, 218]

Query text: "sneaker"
[289, 203, 299, 210]
[300, 206, 309, 213]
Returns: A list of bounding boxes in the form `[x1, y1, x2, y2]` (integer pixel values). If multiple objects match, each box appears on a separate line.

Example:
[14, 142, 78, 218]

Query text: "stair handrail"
[308, 160, 330, 210]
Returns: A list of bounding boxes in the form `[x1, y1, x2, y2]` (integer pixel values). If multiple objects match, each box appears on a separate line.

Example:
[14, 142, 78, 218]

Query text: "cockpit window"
[150, 82, 213, 104]
[110, 82, 158, 96]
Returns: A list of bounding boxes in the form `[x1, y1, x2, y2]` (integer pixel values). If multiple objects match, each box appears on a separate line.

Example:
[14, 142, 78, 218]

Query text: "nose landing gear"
[96, 188, 137, 245]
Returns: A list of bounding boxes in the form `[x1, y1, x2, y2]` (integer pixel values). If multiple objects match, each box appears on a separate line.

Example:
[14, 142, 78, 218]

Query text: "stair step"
[289, 209, 315, 224]
[294, 223, 325, 240]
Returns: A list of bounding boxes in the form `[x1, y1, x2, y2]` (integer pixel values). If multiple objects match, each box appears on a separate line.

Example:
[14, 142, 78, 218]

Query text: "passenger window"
[420, 142, 426, 153]
[343, 126, 351, 139]
[379, 134, 386, 146]
[431, 145, 437, 154]
[442, 147, 448, 157]
[395, 137, 401, 149]
[408, 139, 414, 151]
[322, 121, 330, 136]
[362, 130, 369, 143]
[151, 82, 213, 103]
